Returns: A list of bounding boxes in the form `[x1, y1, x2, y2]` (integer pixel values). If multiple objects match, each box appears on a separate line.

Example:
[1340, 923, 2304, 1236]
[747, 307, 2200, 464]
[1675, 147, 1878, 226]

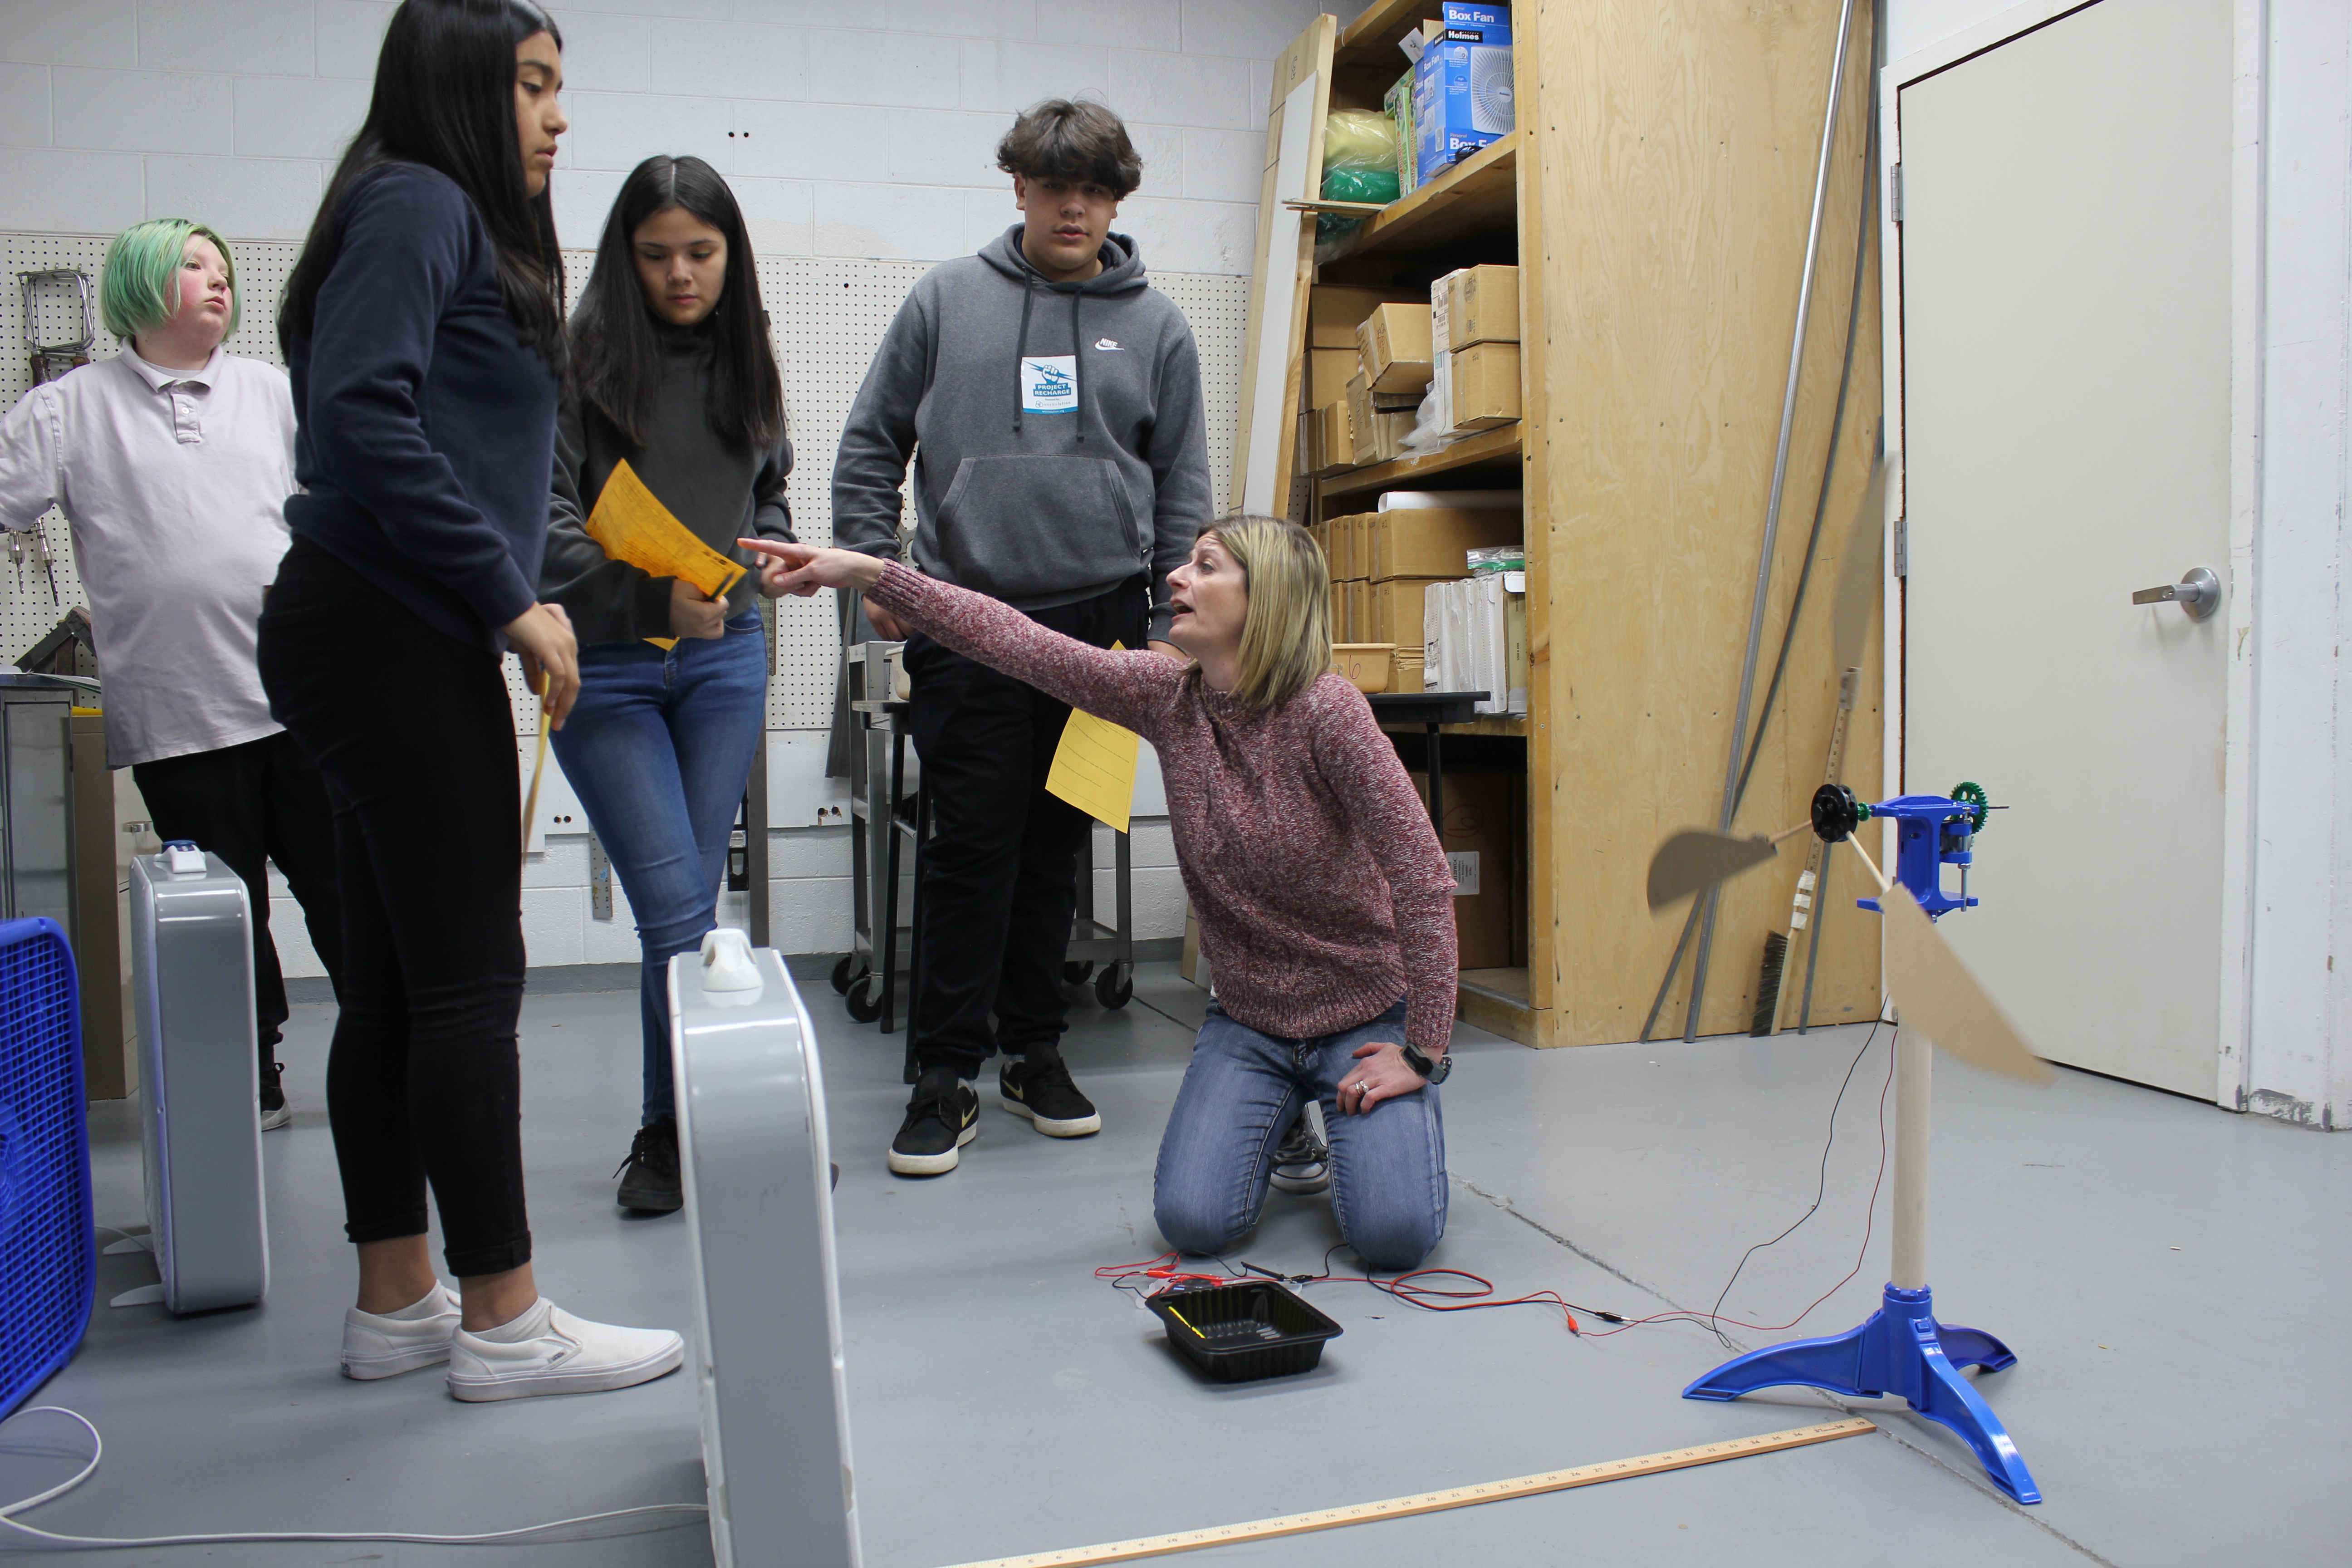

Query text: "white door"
[1898, 0, 2231, 1098]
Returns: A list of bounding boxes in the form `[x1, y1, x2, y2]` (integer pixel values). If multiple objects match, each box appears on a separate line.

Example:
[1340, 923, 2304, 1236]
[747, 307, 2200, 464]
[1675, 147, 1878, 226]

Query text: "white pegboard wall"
[2, 235, 1248, 735]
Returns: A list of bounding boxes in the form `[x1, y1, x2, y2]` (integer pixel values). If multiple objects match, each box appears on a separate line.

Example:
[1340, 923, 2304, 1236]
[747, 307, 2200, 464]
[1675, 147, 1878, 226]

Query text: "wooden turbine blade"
[1830, 460, 1888, 675]
[1878, 883, 2052, 1083]
[1647, 823, 1811, 910]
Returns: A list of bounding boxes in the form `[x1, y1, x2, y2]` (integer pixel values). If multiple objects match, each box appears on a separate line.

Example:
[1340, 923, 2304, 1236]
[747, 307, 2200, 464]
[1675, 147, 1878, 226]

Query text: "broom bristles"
[1749, 931, 1789, 1036]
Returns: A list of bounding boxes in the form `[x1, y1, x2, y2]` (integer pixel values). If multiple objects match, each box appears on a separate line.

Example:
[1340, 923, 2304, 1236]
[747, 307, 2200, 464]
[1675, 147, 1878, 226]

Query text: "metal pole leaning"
[1684, 0, 1861, 1042]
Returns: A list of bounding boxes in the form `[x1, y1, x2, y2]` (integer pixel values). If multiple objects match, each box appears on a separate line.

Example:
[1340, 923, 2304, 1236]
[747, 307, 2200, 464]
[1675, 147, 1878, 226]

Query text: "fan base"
[1682, 1282, 2041, 1504]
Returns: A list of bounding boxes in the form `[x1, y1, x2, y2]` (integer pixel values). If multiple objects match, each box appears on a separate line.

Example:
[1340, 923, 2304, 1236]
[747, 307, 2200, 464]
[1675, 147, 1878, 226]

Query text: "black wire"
[1701, 1016, 1886, 1342]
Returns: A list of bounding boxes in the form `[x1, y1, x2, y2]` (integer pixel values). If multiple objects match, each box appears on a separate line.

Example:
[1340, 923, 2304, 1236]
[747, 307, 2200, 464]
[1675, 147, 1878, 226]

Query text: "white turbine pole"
[1890, 1029, 1931, 1289]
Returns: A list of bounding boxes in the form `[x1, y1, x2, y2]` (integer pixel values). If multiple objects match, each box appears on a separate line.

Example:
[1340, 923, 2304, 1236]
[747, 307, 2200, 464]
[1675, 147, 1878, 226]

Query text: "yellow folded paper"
[583, 457, 747, 649]
[1044, 643, 1141, 833]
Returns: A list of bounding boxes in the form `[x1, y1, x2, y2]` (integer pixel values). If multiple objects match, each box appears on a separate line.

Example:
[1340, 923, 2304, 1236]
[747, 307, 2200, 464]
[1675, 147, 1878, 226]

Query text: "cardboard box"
[1413, 10, 1513, 180]
[1309, 286, 1414, 348]
[1357, 303, 1434, 394]
[1441, 264, 1519, 349]
[1346, 579, 1371, 641]
[1371, 576, 1452, 648]
[1316, 399, 1356, 474]
[1449, 340, 1522, 429]
[1366, 507, 1522, 581]
[1310, 346, 1359, 406]
[1346, 372, 1421, 451]
[1364, 408, 1418, 464]
[1390, 648, 1426, 694]
[1409, 767, 1520, 970]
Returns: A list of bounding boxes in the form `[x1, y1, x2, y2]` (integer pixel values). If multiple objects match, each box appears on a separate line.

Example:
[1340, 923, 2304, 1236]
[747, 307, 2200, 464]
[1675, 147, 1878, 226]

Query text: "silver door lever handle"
[2132, 567, 2220, 620]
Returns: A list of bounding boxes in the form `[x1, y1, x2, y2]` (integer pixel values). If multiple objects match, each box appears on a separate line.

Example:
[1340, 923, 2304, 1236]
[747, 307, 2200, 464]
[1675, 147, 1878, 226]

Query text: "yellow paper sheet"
[1045, 643, 1140, 832]
[583, 458, 747, 649]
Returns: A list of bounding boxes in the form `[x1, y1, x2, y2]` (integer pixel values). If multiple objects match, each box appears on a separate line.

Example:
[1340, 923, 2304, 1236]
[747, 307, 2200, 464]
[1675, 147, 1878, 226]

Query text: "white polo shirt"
[0, 347, 296, 768]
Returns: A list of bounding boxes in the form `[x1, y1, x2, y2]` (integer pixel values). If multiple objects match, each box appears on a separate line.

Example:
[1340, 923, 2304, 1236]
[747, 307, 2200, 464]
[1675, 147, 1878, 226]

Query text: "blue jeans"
[549, 612, 767, 1121]
[1153, 999, 1448, 1272]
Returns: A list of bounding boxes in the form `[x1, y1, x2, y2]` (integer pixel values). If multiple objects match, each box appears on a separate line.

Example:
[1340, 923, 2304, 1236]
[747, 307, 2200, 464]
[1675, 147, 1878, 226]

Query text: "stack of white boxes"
[1422, 551, 1527, 716]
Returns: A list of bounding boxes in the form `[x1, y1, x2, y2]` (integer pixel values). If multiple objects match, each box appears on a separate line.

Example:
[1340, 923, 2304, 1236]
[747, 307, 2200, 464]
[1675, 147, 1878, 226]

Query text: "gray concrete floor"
[19, 961, 2349, 1566]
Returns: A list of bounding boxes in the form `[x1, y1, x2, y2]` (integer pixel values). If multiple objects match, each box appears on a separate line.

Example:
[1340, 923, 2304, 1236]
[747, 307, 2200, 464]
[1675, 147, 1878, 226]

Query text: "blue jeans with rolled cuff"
[548, 611, 767, 1122]
[1152, 998, 1447, 1273]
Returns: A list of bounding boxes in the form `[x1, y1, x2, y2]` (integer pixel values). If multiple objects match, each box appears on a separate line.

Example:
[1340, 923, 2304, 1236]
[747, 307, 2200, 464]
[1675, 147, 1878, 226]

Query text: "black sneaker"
[890, 1071, 980, 1176]
[614, 1117, 683, 1213]
[1268, 1107, 1330, 1195]
[259, 1061, 290, 1132]
[999, 1050, 1102, 1137]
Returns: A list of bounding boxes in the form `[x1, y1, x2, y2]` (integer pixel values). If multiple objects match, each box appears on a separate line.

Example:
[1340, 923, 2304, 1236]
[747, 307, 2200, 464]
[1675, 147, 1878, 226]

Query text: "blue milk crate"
[0, 916, 90, 1419]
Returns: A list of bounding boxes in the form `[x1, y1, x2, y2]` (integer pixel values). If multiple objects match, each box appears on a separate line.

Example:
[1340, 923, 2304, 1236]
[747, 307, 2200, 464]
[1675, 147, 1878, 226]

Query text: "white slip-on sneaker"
[446, 1298, 684, 1403]
[341, 1283, 462, 1380]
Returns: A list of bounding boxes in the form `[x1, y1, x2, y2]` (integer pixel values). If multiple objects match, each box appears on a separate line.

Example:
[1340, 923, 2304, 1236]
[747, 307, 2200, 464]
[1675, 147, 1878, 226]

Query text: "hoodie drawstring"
[1070, 289, 1087, 445]
[1013, 280, 1037, 433]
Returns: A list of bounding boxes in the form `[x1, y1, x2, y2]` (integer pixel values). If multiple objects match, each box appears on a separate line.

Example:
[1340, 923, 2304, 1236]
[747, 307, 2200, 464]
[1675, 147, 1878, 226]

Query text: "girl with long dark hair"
[538, 155, 795, 1213]
[257, 0, 682, 1401]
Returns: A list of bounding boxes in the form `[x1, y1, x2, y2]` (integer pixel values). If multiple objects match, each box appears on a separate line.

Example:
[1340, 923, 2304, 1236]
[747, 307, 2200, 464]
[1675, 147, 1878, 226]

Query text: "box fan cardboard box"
[1408, 767, 1522, 970]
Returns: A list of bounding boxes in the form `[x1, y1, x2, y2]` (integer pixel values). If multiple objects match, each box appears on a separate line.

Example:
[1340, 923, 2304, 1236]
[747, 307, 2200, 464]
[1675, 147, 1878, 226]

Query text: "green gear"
[1950, 780, 1990, 833]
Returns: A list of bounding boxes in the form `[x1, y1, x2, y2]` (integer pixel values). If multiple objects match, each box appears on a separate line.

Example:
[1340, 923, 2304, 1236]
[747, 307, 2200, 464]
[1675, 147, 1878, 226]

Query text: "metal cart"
[830, 643, 1139, 1054]
[1062, 828, 1134, 1009]
[831, 643, 917, 1029]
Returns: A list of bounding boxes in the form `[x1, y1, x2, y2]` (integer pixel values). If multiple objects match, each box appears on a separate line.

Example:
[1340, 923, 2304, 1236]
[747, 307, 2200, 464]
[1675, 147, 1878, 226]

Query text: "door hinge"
[1892, 512, 1908, 578]
[1890, 162, 1903, 222]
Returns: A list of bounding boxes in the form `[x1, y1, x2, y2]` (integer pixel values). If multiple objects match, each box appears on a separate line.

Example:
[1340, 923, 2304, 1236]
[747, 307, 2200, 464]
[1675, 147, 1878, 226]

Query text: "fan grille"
[0, 918, 90, 1419]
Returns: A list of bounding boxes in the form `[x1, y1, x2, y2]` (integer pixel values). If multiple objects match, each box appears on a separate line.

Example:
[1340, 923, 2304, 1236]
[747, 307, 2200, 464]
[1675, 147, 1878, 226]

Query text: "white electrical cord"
[0, 1407, 708, 1550]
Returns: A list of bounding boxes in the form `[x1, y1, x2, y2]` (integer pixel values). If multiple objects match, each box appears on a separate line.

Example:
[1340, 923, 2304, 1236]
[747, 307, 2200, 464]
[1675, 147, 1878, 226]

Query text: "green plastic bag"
[1322, 110, 1401, 205]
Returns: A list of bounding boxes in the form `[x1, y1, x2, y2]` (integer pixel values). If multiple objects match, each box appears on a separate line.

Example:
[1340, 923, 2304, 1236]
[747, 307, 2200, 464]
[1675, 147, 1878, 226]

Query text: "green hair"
[99, 219, 240, 343]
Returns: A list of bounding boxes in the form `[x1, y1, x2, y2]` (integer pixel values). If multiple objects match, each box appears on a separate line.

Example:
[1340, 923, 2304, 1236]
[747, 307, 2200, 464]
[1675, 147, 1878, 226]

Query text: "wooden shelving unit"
[1318, 425, 1522, 501]
[1240, 0, 1886, 1048]
[1319, 134, 1520, 266]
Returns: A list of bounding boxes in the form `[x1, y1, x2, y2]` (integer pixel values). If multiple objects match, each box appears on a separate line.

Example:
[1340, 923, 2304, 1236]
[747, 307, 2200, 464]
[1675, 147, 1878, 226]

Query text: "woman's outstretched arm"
[745, 541, 1180, 735]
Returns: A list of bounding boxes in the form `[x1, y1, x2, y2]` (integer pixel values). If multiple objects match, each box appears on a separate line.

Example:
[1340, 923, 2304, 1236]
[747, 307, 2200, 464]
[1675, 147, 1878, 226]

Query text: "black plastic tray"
[1146, 1281, 1343, 1382]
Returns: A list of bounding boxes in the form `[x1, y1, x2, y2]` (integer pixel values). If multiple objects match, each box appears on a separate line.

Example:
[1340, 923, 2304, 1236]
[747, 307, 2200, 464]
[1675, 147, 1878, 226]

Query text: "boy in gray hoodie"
[833, 99, 1211, 1176]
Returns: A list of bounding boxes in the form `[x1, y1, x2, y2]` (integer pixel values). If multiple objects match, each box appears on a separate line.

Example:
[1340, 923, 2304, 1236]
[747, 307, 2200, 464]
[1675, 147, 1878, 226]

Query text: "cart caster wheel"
[830, 954, 860, 995]
[844, 974, 884, 1024]
[1095, 965, 1133, 1009]
[1063, 960, 1095, 985]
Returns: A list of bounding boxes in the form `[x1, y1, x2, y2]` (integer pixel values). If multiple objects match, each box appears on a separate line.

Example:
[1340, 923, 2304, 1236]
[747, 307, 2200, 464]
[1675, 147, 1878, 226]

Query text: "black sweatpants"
[132, 731, 344, 1072]
[255, 537, 531, 1277]
[903, 577, 1148, 1079]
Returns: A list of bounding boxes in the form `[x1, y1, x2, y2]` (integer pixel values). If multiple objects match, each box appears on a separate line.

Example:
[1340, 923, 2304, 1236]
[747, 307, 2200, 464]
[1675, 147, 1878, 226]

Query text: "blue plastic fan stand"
[1684, 1281, 2040, 1502]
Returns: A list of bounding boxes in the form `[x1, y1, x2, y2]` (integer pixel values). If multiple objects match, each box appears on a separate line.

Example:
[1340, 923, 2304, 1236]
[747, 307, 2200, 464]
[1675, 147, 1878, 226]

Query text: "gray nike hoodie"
[831, 225, 1212, 640]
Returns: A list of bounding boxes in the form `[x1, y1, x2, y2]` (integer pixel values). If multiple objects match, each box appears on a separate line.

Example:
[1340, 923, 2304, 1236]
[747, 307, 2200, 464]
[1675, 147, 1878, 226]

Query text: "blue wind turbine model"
[1644, 473, 2051, 1504]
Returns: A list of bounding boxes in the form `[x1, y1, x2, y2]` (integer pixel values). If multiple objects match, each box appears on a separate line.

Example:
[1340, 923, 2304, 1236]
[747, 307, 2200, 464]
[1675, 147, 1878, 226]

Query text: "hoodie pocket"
[930, 455, 1145, 600]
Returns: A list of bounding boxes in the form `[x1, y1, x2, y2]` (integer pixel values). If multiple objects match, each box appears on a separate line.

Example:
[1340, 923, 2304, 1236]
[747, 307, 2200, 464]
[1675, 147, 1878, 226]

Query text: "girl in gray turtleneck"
[539, 156, 795, 1215]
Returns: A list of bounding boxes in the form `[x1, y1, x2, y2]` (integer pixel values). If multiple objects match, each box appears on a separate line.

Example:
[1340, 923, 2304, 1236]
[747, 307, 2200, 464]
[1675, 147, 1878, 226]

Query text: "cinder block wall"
[17, 0, 1317, 966]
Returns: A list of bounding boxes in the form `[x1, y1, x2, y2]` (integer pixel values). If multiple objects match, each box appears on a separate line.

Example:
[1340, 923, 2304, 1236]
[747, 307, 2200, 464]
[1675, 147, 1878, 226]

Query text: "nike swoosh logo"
[1094, 338, 1122, 351]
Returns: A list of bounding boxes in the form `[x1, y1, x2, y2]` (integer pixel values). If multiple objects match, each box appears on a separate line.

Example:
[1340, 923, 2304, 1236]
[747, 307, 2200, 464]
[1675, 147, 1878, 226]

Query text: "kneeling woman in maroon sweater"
[748, 515, 1459, 1269]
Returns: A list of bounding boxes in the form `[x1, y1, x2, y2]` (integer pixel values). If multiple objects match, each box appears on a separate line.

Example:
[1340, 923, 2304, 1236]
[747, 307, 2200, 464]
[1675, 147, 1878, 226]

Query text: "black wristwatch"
[1398, 1040, 1452, 1084]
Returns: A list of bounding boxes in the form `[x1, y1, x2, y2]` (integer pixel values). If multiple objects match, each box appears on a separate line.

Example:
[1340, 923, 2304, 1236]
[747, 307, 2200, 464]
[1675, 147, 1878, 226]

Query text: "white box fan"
[125, 843, 267, 1313]
[1470, 45, 1516, 135]
[671, 932, 861, 1567]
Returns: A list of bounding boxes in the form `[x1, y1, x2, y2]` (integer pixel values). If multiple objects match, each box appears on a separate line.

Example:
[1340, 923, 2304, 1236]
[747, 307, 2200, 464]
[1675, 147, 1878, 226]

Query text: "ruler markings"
[941, 1417, 1876, 1568]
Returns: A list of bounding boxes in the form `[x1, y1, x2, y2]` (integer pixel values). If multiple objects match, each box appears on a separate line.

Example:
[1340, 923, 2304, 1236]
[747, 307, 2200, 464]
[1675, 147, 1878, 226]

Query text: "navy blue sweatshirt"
[284, 163, 559, 649]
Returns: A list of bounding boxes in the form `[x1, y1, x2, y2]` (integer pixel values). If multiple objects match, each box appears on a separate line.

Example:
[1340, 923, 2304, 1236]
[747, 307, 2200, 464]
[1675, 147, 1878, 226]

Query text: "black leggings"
[256, 537, 531, 1277]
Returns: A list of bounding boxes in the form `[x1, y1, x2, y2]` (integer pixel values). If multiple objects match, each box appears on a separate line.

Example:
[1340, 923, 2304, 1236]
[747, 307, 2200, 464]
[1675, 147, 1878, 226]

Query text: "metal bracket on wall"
[1893, 512, 1908, 577]
[1891, 162, 1904, 222]
[588, 832, 613, 922]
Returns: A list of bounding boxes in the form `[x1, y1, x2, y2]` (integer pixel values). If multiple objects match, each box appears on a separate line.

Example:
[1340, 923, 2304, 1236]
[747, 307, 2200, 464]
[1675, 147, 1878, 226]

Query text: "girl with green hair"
[0, 216, 346, 1134]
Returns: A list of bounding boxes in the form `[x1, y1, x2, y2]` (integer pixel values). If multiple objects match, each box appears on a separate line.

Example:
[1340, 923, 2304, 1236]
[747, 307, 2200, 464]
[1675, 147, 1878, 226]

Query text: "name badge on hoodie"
[1020, 356, 1079, 416]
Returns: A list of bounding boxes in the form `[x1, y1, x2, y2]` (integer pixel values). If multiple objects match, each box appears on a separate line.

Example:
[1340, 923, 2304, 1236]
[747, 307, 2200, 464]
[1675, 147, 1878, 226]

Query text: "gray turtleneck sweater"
[541, 321, 794, 647]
